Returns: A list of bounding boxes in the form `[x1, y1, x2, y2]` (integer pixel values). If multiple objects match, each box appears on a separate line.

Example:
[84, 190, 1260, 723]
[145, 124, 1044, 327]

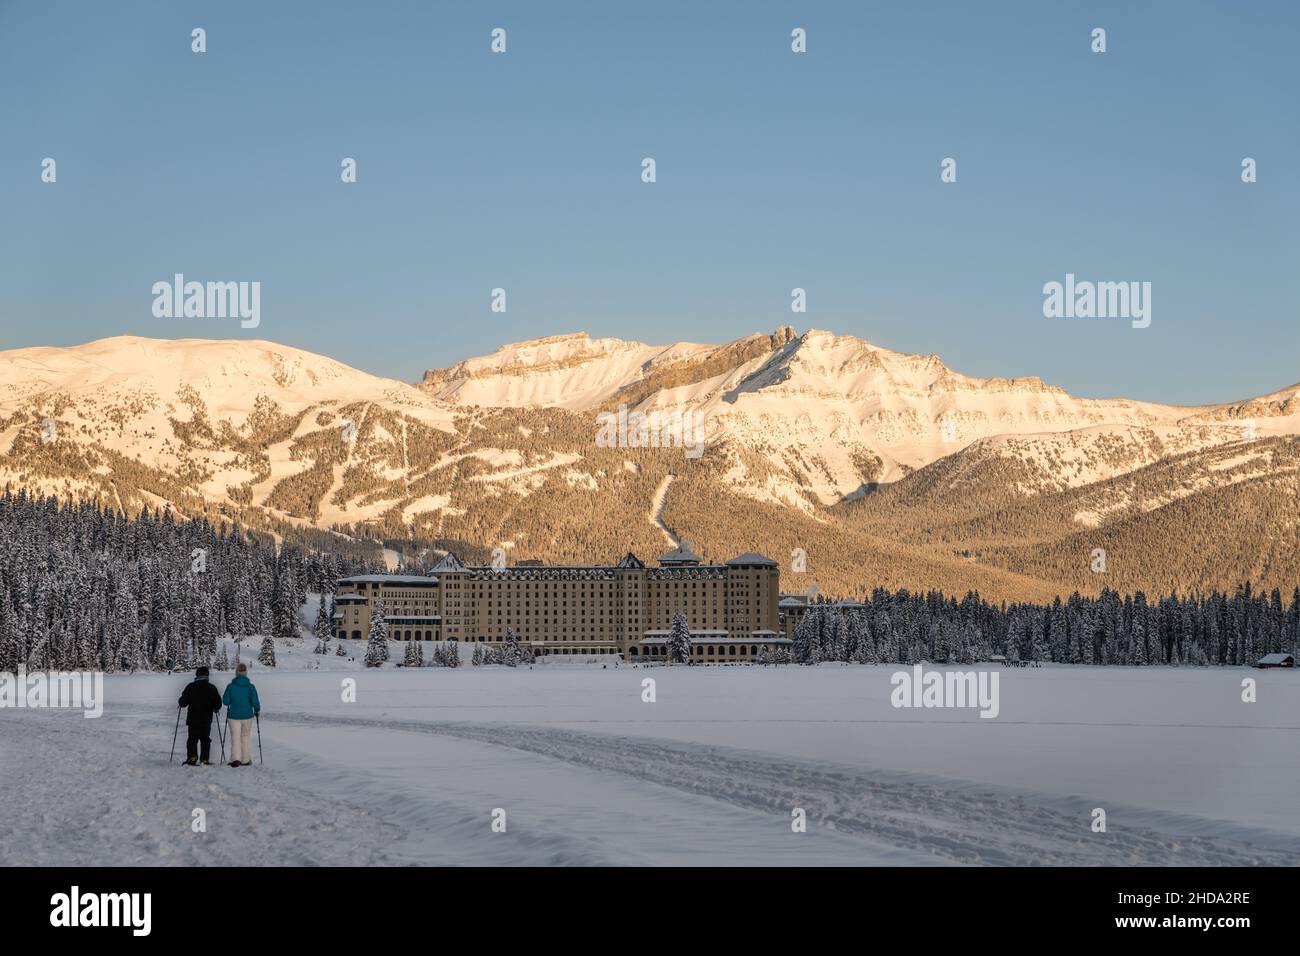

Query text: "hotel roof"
[430, 552, 467, 573]
[338, 574, 439, 585]
[659, 543, 702, 565]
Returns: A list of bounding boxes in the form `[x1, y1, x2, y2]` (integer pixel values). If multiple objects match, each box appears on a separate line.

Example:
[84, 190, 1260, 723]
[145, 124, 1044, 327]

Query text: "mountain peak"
[0, 334, 430, 415]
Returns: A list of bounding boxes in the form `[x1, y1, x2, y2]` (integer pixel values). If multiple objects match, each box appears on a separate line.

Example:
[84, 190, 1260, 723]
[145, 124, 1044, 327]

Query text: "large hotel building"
[333, 545, 788, 663]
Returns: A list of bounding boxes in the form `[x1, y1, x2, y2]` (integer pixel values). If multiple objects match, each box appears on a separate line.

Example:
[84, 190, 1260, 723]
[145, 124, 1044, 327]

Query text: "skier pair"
[177, 662, 262, 767]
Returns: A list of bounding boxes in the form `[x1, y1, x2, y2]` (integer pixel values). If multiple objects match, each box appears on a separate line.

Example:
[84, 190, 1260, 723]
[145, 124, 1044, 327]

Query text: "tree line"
[788, 585, 1300, 666]
[1, 488, 1296, 674]
[0, 490, 372, 673]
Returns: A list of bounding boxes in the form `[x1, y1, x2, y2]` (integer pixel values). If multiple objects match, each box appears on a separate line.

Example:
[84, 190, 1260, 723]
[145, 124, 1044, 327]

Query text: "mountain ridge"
[1, 330, 1295, 601]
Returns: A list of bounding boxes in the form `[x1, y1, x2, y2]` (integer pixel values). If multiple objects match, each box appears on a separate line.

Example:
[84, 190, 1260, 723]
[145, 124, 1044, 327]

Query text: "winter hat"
[195, 666, 210, 678]
[236, 662, 248, 674]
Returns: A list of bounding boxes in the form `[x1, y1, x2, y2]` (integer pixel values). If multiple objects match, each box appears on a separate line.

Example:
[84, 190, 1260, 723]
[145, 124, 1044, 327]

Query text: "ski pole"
[216, 712, 226, 764]
[255, 712, 263, 765]
[170, 705, 182, 763]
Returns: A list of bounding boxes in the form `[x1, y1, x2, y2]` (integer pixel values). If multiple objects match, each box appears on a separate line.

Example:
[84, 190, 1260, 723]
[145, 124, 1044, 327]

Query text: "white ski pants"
[229, 718, 253, 764]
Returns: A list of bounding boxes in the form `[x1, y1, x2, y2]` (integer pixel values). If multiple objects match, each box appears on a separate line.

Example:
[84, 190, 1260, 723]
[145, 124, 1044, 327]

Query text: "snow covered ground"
[2, 657, 1297, 866]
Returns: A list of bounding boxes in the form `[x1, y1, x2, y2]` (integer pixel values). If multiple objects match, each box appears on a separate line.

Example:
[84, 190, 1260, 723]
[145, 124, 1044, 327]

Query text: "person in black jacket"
[178, 666, 223, 766]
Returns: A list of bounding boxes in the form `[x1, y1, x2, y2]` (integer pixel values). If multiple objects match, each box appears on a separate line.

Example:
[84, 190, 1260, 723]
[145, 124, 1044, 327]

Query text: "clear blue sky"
[1, 0, 1296, 403]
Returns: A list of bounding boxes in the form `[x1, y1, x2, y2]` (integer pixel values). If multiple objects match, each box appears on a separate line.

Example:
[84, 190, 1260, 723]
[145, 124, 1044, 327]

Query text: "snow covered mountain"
[0, 336, 455, 528]
[421, 326, 1299, 505]
[2, 331, 1296, 600]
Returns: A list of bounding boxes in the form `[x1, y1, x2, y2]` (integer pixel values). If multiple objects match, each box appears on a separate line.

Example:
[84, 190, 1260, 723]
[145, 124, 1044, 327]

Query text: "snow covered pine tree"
[313, 597, 332, 648]
[403, 638, 421, 667]
[667, 612, 692, 663]
[365, 600, 389, 667]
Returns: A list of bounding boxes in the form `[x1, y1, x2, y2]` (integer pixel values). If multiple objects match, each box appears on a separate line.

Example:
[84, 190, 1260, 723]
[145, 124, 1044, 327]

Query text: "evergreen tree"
[0, 589, 17, 674]
[314, 597, 332, 645]
[365, 600, 389, 667]
[792, 614, 815, 663]
[667, 612, 692, 663]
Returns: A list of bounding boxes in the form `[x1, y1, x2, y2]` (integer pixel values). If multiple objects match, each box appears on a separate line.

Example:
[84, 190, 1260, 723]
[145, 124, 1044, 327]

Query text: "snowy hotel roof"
[430, 552, 467, 573]
[659, 543, 702, 565]
[338, 574, 439, 585]
[641, 633, 791, 644]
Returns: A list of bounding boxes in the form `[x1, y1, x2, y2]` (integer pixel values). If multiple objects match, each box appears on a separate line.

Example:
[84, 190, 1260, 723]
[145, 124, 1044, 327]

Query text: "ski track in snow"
[267, 711, 1299, 867]
[0, 712, 401, 867]
[8, 685, 1299, 867]
[648, 474, 678, 547]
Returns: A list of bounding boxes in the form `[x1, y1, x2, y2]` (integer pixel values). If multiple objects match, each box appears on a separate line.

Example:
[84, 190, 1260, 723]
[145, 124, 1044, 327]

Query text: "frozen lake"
[3, 659, 1297, 866]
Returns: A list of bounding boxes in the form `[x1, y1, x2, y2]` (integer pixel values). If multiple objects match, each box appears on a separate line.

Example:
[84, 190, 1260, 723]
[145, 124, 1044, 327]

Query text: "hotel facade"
[333, 545, 788, 663]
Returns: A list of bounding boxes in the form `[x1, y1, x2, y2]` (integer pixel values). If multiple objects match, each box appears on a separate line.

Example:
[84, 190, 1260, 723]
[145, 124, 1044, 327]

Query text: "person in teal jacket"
[222, 662, 262, 767]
